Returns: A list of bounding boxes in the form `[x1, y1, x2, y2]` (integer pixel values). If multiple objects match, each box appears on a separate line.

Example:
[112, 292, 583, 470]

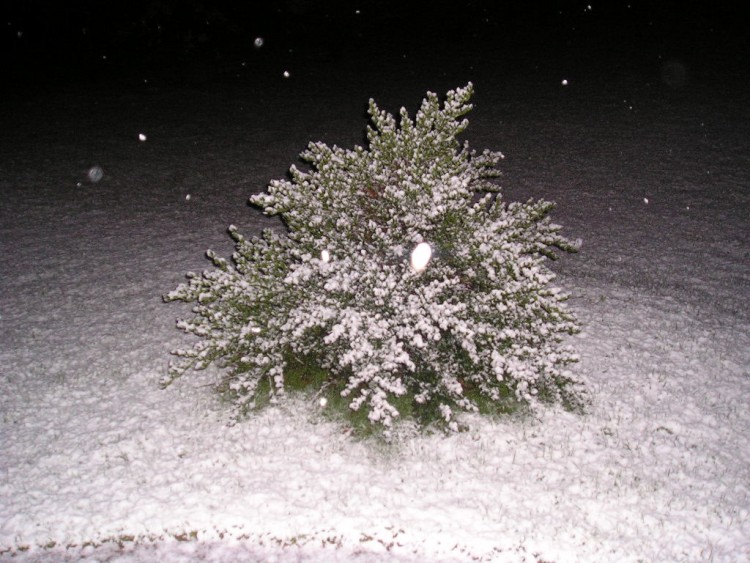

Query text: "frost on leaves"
[165, 83, 584, 437]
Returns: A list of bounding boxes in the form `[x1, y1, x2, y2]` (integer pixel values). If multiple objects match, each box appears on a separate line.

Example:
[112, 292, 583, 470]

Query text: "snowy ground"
[1, 19, 749, 562]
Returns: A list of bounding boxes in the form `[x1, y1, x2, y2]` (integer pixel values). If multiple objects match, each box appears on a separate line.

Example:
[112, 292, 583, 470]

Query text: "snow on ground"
[1, 31, 749, 562]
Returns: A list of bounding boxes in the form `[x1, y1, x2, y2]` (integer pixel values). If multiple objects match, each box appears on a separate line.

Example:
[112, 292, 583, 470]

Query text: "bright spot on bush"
[410, 242, 432, 272]
[321, 249, 331, 263]
[185, 194, 191, 201]
[643, 197, 649, 204]
[561, 79, 569, 86]
[138, 133, 147, 141]
[283, 70, 290, 78]
[319, 397, 327, 407]
[253, 37, 264, 48]
[87, 166, 103, 182]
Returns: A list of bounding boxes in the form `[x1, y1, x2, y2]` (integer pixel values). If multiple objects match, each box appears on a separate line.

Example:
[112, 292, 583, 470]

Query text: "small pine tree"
[165, 83, 583, 437]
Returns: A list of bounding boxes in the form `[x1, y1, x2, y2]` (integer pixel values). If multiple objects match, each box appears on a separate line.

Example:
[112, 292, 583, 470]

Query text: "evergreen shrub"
[165, 83, 584, 438]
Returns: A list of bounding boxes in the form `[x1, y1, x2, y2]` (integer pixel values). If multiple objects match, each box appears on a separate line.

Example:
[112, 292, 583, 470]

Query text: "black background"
[3, 1, 747, 90]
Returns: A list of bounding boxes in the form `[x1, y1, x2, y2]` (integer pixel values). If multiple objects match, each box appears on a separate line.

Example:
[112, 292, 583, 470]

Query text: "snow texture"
[1, 31, 749, 562]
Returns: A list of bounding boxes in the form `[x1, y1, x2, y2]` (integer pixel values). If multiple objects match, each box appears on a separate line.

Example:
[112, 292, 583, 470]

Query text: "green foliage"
[165, 83, 584, 439]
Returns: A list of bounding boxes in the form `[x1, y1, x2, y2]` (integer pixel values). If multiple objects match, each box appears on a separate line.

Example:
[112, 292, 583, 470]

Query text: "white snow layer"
[1, 55, 749, 562]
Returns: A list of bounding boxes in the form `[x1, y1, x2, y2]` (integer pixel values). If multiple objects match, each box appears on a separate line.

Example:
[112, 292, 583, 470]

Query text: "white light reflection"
[410, 242, 432, 272]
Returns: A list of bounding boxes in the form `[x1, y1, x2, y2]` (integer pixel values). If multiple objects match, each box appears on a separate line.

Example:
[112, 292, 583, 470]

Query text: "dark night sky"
[2, 1, 748, 90]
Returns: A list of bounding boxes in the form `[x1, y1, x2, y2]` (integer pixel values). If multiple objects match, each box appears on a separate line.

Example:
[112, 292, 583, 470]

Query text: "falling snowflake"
[410, 242, 432, 272]
[87, 166, 103, 183]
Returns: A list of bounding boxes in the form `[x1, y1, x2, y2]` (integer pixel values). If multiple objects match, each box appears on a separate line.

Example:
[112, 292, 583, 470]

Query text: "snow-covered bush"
[165, 83, 583, 437]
